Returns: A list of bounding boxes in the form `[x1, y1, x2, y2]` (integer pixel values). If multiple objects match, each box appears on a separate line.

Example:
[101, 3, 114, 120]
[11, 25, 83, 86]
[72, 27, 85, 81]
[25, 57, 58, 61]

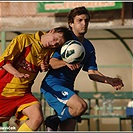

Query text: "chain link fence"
[0, 2, 132, 31]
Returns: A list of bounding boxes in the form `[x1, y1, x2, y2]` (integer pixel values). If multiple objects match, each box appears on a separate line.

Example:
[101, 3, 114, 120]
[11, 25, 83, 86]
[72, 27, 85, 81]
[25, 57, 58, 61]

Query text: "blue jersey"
[42, 37, 97, 90]
[40, 36, 98, 116]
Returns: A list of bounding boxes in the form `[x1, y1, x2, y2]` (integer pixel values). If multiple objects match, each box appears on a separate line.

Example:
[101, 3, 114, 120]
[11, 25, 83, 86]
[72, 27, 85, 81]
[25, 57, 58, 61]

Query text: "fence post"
[1, 31, 6, 52]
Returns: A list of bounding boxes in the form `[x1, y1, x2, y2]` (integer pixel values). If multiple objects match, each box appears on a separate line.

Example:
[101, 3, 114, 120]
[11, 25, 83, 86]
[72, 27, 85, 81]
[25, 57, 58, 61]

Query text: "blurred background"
[0, 1, 133, 131]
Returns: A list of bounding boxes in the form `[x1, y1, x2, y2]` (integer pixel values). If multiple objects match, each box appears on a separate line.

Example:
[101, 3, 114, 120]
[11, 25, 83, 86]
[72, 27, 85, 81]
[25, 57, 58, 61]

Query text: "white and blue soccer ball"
[60, 40, 85, 64]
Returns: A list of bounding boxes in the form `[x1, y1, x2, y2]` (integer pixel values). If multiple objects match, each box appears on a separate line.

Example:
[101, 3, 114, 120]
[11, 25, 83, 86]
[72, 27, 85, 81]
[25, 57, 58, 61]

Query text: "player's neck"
[77, 36, 84, 43]
[74, 32, 85, 43]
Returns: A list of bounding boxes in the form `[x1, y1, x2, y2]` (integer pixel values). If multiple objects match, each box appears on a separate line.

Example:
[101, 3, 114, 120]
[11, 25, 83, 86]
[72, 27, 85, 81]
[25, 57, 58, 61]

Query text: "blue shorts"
[40, 81, 75, 115]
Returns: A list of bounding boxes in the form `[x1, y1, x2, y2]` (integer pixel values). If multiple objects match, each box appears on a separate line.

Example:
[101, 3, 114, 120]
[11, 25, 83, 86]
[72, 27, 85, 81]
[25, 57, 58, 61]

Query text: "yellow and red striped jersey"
[0, 31, 54, 98]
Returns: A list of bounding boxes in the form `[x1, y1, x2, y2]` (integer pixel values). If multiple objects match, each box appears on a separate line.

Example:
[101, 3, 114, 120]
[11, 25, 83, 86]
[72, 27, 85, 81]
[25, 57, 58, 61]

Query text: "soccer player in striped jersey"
[0, 26, 73, 131]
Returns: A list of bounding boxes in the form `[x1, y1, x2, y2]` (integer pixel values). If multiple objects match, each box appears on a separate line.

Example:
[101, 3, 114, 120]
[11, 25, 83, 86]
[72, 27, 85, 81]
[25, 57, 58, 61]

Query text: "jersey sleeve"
[82, 44, 98, 72]
[83, 50, 98, 71]
[52, 48, 62, 60]
[0, 34, 26, 67]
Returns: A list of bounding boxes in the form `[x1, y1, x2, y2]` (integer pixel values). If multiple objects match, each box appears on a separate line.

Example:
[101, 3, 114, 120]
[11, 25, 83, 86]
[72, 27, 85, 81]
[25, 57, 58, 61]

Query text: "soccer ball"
[60, 40, 85, 64]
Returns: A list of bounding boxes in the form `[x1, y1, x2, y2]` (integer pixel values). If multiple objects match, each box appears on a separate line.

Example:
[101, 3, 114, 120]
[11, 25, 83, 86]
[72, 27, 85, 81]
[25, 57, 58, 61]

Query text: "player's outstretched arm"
[88, 70, 124, 90]
[2, 63, 30, 78]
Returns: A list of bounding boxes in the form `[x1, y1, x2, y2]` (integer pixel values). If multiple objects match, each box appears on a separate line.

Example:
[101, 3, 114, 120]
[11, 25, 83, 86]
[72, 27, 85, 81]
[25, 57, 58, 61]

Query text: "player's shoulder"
[16, 33, 31, 40]
[83, 38, 95, 50]
[84, 38, 92, 45]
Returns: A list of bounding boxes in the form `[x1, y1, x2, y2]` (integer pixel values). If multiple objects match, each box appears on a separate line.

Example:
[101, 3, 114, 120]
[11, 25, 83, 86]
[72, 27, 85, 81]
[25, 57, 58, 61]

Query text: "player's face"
[42, 30, 65, 48]
[70, 14, 89, 36]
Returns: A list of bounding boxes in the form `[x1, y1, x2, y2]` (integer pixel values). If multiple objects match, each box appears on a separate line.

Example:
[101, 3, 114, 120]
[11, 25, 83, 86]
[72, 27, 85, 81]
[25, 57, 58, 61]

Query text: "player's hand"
[14, 72, 30, 78]
[109, 78, 124, 90]
[40, 62, 50, 72]
[40, 55, 50, 72]
[65, 63, 81, 70]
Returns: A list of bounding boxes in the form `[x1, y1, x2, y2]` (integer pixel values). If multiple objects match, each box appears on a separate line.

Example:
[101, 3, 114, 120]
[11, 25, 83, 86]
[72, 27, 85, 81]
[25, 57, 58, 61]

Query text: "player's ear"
[69, 23, 73, 28]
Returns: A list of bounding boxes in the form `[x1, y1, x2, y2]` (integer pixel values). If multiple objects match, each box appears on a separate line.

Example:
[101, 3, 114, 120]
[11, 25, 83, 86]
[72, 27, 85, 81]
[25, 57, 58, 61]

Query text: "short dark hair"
[53, 26, 73, 42]
[67, 6, 90, 29]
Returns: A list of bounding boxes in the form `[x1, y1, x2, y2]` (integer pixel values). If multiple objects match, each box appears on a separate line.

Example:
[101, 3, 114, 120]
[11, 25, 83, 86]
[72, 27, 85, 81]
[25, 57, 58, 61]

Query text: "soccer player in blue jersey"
[40, 6, 124, 131]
